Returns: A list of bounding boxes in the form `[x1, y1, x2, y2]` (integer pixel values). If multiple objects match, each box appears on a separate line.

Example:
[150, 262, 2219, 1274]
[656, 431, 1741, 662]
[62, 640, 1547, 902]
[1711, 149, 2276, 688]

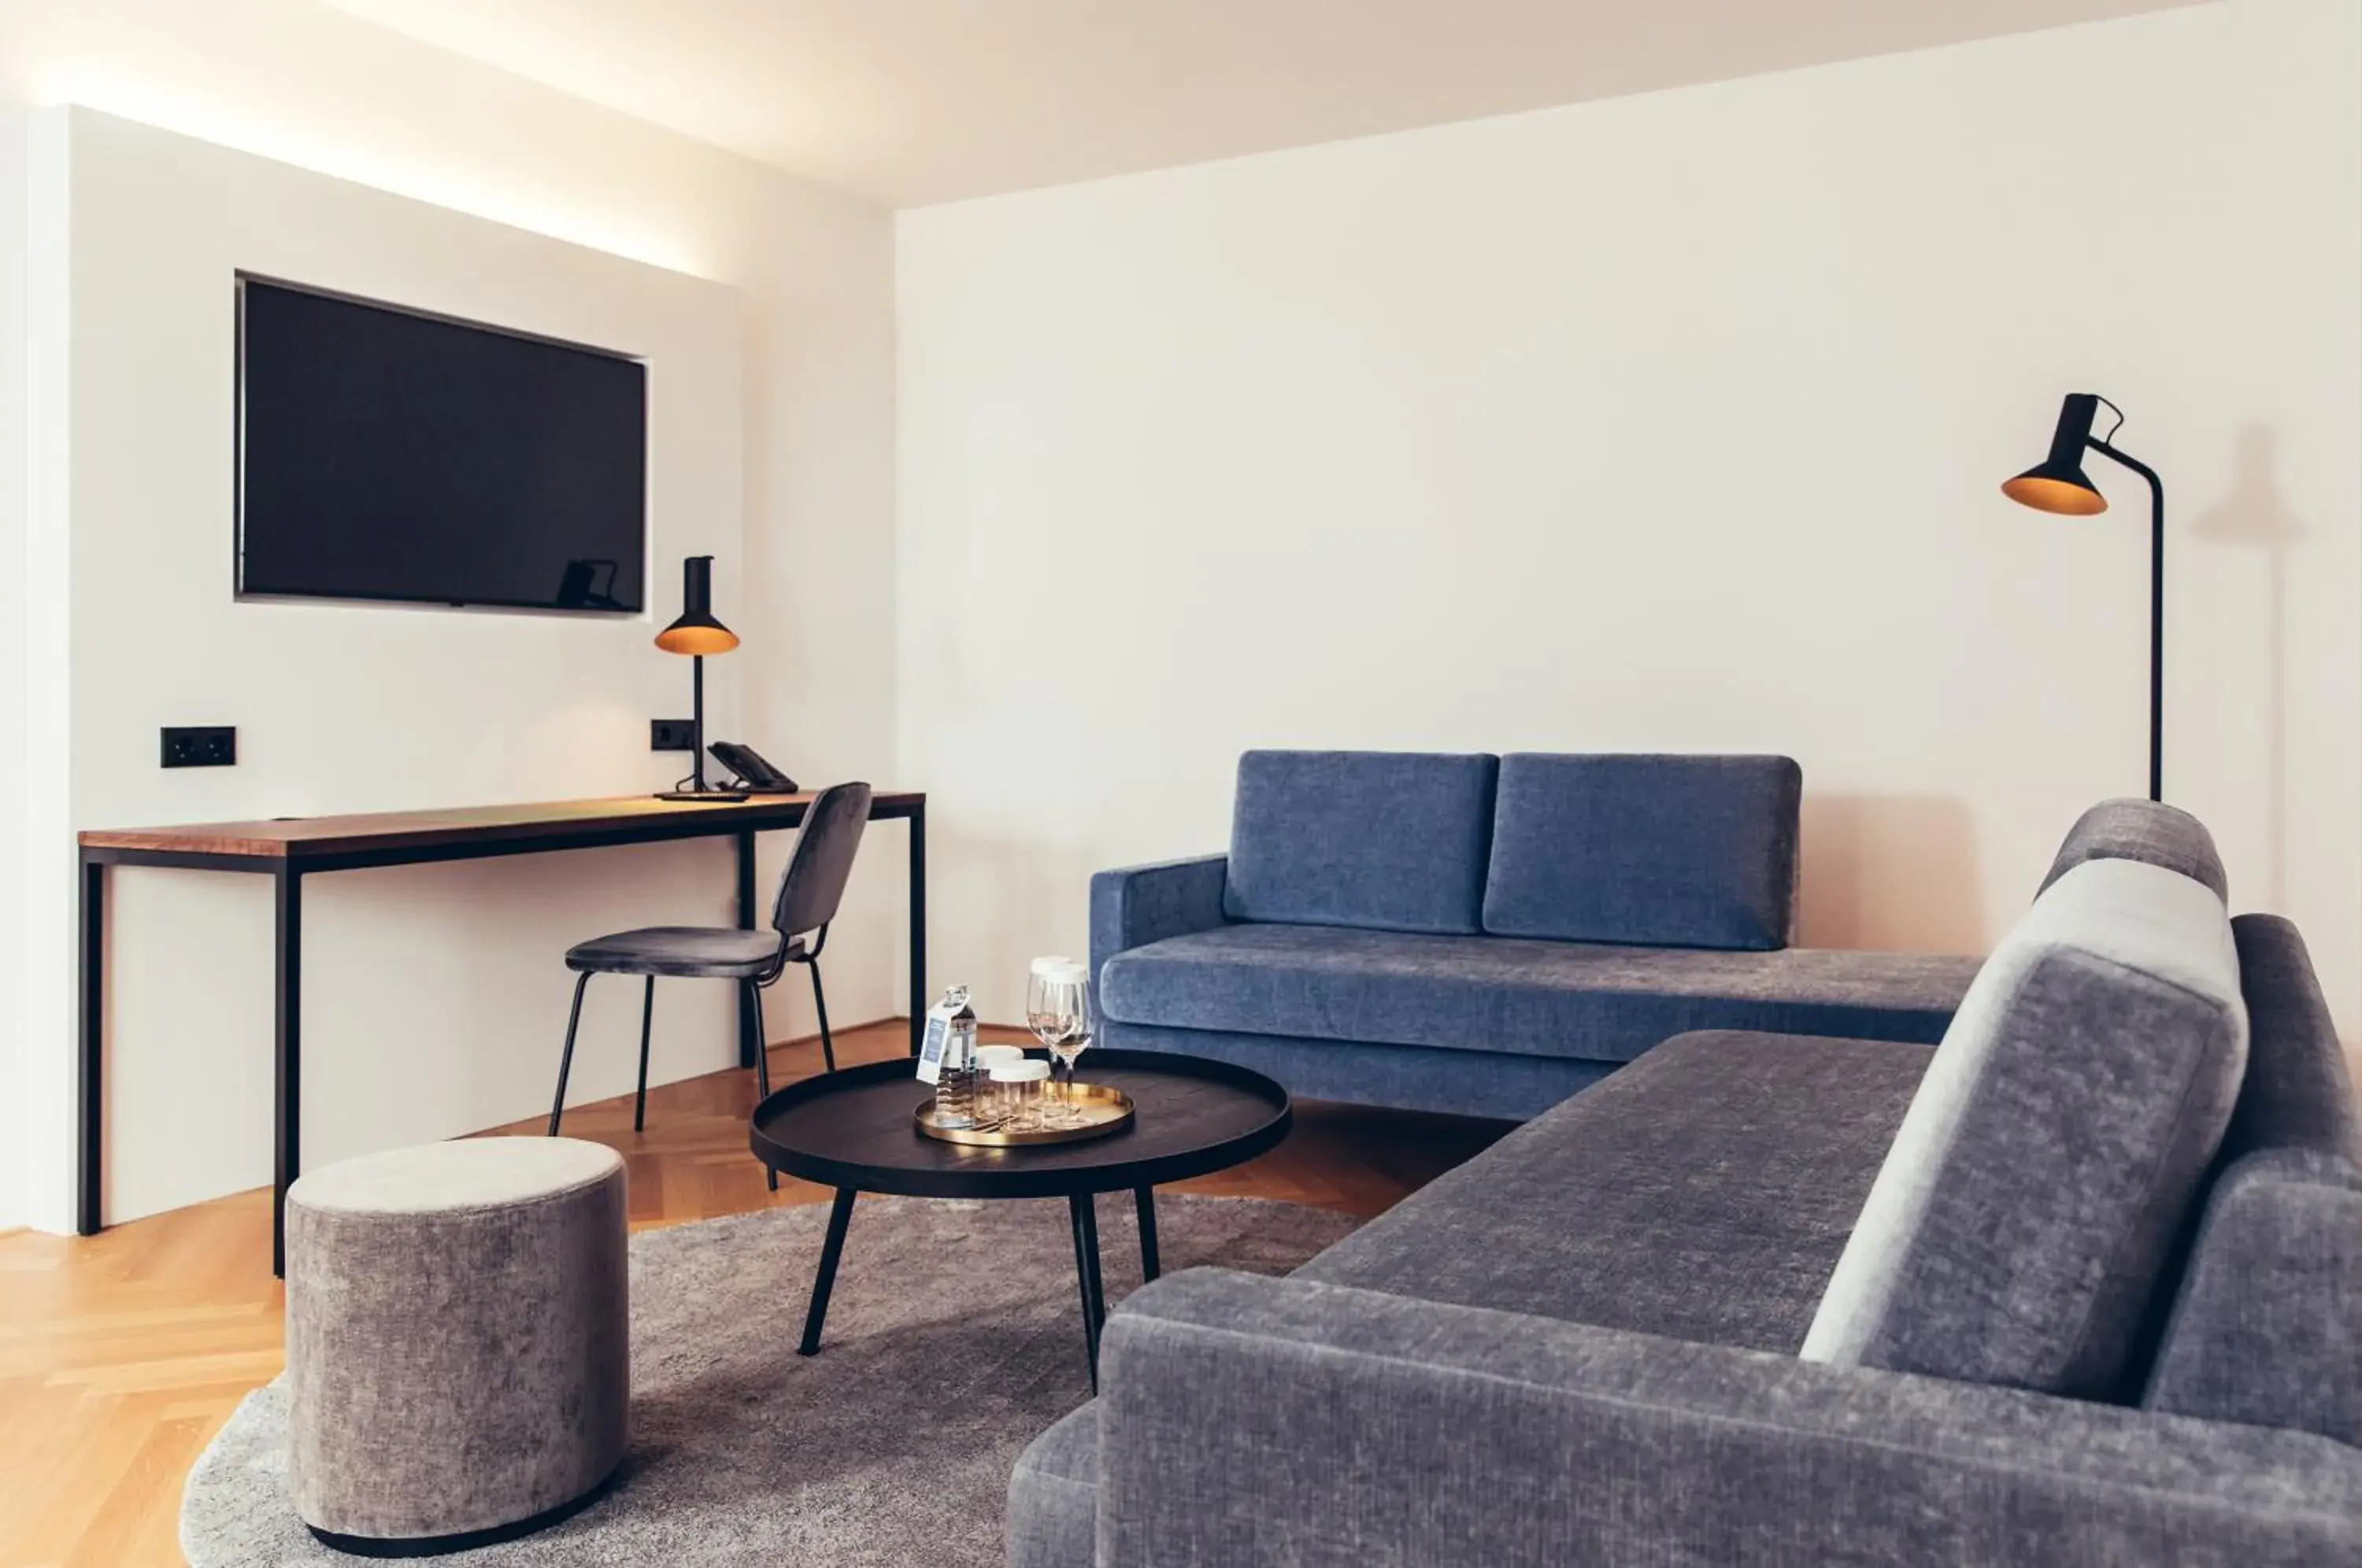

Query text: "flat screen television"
[236, 276, 647, 613]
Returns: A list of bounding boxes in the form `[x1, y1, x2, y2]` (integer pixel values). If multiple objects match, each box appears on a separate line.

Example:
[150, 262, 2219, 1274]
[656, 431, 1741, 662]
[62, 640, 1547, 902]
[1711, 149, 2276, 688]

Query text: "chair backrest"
[772, 782, 873, 937]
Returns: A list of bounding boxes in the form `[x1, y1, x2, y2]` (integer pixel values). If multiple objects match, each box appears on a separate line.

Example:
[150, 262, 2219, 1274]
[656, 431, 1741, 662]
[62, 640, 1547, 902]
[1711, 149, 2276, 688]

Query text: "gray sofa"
[1093, 750, 1985, 1121]
[1015, 800, 2362, 1565]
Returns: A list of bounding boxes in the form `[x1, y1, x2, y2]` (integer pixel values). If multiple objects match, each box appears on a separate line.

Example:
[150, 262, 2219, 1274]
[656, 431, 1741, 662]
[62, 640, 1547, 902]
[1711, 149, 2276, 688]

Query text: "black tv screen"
[236, 277, 646, 613]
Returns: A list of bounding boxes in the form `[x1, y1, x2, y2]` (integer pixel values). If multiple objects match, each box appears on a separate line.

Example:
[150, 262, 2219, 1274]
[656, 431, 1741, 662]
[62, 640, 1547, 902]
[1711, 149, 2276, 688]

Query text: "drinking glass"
[973, 1045, 1024, 1130]
[992, 1060, 1051, 1132]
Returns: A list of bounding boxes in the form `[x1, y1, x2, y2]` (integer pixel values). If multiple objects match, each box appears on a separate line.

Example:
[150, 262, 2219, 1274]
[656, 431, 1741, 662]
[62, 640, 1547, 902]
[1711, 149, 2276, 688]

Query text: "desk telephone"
[709, 741, 798, 793]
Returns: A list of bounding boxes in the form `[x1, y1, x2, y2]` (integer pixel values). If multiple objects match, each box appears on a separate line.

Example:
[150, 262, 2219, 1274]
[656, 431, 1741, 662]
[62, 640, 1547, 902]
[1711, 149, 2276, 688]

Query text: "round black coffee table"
[750, 1048, 1291, 1386]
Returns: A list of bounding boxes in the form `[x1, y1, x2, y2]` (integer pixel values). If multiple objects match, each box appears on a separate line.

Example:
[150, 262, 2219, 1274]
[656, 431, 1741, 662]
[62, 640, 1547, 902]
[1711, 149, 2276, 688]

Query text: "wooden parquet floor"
[0, 1019, 1505, 1567]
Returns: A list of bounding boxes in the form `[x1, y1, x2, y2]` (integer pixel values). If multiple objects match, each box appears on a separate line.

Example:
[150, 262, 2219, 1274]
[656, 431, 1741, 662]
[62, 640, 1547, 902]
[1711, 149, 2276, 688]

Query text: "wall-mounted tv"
[236, 276, 647, 614]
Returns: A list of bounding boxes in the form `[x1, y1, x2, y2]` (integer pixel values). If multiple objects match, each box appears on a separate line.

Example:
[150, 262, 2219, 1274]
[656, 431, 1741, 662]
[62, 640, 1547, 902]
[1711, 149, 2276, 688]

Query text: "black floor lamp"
[2002, 392, 2164, 803]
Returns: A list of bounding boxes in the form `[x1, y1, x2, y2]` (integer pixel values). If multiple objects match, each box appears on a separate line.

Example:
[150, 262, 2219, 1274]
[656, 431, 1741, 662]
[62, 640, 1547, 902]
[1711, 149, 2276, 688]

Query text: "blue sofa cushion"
[1482, 753, 1802, 950]
[1295, 1030, 1931, 1352]
[1007, 1400, 1099, 1568]
[1101, 1019, 1618, 1122]
[2038, 797, 2227, 904]
[1803, 860, 2248, 1401]
[2143, 915, 2362, 1444]
[1223, 751, 1498, 935]
[1098, 923, 1980, 1064]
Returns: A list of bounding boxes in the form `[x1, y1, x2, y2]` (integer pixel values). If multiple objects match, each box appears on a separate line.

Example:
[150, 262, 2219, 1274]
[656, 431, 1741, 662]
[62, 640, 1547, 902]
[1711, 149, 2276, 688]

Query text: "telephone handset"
[709, 741, 798, 794]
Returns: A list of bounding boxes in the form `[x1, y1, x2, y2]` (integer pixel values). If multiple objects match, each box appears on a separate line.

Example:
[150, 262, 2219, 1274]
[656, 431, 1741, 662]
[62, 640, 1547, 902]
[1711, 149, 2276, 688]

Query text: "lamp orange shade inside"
[2001, 473, 2108, 516]
[654, 623, 740, 655]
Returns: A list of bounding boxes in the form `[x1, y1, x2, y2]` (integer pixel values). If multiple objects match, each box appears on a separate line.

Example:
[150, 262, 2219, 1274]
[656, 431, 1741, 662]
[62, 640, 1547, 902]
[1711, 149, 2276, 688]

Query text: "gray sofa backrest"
[1224, 751, 1499, 934]
[2039, 797, 2228, 904]
[2143, 914, 2362, 1443]
[1802, 858, 2248, 1400]
[1482, 753, 1801, 951]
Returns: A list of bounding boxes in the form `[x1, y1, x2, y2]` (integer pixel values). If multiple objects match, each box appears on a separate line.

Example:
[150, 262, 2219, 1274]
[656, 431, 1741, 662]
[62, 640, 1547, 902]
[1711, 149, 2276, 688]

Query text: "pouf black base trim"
[302, 1467, 619, 1559]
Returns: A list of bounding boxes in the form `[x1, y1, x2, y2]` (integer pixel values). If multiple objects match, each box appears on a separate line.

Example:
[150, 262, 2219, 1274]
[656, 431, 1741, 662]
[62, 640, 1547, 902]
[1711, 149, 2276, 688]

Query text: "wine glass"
[1025, 958, 1093, 1122]
[1048, 963, 1094, 1109]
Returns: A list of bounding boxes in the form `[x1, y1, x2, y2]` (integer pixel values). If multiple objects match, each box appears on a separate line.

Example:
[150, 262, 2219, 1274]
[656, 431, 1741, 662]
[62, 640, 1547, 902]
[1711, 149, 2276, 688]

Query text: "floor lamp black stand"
[2004, 392, 2164, 803]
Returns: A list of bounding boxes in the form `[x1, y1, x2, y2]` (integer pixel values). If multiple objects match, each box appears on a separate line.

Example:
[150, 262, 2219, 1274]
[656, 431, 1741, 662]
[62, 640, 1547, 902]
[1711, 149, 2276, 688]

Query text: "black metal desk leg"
[735, 830, 758, 1070]
[272, 867, 304, 1279]
[1135, 1186, 1161, 1282]
[76, 852, 104, 1237]
[799, 1188, 857, 1355]
[908, 802, 927, 1056]
[1070, 1193, 1108, 1391]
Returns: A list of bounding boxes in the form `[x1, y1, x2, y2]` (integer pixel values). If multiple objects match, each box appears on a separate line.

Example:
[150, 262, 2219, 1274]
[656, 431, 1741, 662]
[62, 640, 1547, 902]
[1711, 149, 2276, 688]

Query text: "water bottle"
[932, 985, 980, 1128]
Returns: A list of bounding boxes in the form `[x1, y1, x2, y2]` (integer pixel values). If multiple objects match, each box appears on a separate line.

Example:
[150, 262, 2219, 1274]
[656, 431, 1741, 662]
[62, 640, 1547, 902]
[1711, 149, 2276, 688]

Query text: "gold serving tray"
[913, 1082, 1136, 1147]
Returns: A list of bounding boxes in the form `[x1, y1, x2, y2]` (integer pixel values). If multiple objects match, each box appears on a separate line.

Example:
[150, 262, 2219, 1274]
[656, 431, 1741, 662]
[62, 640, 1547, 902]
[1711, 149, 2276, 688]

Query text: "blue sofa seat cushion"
[1295, 1030, 1931, 1351]
[1483, 753, 1802, 950]
[1101, 1019, 1618, 1123]
[1098, 923, 1981, 1064]
[1223, 750, 1499, 935]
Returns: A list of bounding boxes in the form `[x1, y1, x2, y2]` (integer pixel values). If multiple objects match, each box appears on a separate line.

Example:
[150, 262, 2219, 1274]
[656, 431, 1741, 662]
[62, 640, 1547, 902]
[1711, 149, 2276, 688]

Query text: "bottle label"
[916, 1005, 953, 1085]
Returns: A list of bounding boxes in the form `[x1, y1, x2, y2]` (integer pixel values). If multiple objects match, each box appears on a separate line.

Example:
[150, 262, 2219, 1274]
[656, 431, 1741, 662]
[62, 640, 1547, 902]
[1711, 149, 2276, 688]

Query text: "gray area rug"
[183, 1193, 1355, 1566]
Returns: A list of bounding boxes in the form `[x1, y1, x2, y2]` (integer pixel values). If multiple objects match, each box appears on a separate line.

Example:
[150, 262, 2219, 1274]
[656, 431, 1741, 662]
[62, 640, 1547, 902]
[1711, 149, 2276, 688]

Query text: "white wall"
[31, 107, 750, 1226]
[0, 106, 27, 1231]
[897, 0, 2362, 1038]
[2, 1, 899, 1234]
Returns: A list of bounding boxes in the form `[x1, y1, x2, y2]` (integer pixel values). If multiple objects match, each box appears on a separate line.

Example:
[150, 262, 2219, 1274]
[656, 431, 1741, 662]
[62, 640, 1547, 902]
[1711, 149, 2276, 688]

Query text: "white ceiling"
[317, 0, 2203, 208]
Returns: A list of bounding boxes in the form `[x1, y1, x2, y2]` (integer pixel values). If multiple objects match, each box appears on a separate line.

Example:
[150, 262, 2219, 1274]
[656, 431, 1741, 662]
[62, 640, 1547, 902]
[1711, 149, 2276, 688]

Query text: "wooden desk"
[77, 790, 927, 1272]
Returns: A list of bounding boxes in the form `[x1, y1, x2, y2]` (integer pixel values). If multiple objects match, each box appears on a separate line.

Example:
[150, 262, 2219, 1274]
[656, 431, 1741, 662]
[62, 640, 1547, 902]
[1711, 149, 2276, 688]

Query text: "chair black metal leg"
[735, 830, 758, 1069]
[809, 958, 837, 1074]
[798, 1188, 857, 1355]
[1135, 1185, 1161, 1282]
[749, 979, 776, 1189]
[549, 971, 590, 1137]
[1070, 1193, 1107, 1392]
[633, 977, 656, 1133]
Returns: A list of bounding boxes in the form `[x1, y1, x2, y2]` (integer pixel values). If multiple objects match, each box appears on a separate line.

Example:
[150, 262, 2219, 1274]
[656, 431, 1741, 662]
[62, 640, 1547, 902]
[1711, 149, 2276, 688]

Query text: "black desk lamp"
[2003, 392, 2164, 802]
[654, 555, 746, 802]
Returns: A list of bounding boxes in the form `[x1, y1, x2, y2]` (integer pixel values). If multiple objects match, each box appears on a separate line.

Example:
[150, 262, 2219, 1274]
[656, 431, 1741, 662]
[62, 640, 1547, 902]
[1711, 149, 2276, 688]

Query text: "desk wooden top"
[80, 791, 924, 862]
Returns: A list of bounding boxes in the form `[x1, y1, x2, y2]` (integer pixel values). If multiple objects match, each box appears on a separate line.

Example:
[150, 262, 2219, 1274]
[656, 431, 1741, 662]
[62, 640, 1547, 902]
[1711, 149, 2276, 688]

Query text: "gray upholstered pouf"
[285, 1137, 629, 1555]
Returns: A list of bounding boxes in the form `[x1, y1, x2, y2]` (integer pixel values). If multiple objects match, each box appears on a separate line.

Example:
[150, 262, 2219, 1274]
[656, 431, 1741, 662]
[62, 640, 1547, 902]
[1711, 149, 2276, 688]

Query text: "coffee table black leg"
[1135, 1186, 1161, 1282]
[1069, 1193, 1108, 1391]
[799, 1188, 857, 1356]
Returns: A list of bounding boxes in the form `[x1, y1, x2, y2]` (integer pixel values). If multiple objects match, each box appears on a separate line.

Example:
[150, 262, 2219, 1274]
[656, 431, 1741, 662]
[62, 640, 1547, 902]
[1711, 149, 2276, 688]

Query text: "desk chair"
[548, 782, 872, 1187]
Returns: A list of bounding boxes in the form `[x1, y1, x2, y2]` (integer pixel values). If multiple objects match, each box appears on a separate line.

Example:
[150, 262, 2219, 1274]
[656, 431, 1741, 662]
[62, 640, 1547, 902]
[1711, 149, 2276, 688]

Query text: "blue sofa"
[1092, 750, 1983, 1120]
[1015, 800, 2362, 1566]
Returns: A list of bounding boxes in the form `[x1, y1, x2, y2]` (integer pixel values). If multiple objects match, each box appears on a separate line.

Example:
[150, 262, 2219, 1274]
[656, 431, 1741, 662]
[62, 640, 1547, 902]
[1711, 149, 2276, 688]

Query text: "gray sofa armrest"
[1098, 1270, 2362, 1568]
[1089, 855, 1227, 978]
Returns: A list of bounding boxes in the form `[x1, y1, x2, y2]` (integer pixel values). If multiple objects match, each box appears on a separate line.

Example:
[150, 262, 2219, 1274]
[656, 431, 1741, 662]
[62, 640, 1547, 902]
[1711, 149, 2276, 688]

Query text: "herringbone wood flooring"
[0, 1019, 1505, 1567]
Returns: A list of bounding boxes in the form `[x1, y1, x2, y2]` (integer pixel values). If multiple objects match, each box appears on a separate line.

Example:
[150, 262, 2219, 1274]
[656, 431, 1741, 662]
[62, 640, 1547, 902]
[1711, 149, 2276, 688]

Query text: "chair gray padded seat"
[564, 925, 795, 979]
[1099, 923, 1979, 1064]
[1296, 1029, 1932, 1350]
[286, 1137, 629, 1553]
